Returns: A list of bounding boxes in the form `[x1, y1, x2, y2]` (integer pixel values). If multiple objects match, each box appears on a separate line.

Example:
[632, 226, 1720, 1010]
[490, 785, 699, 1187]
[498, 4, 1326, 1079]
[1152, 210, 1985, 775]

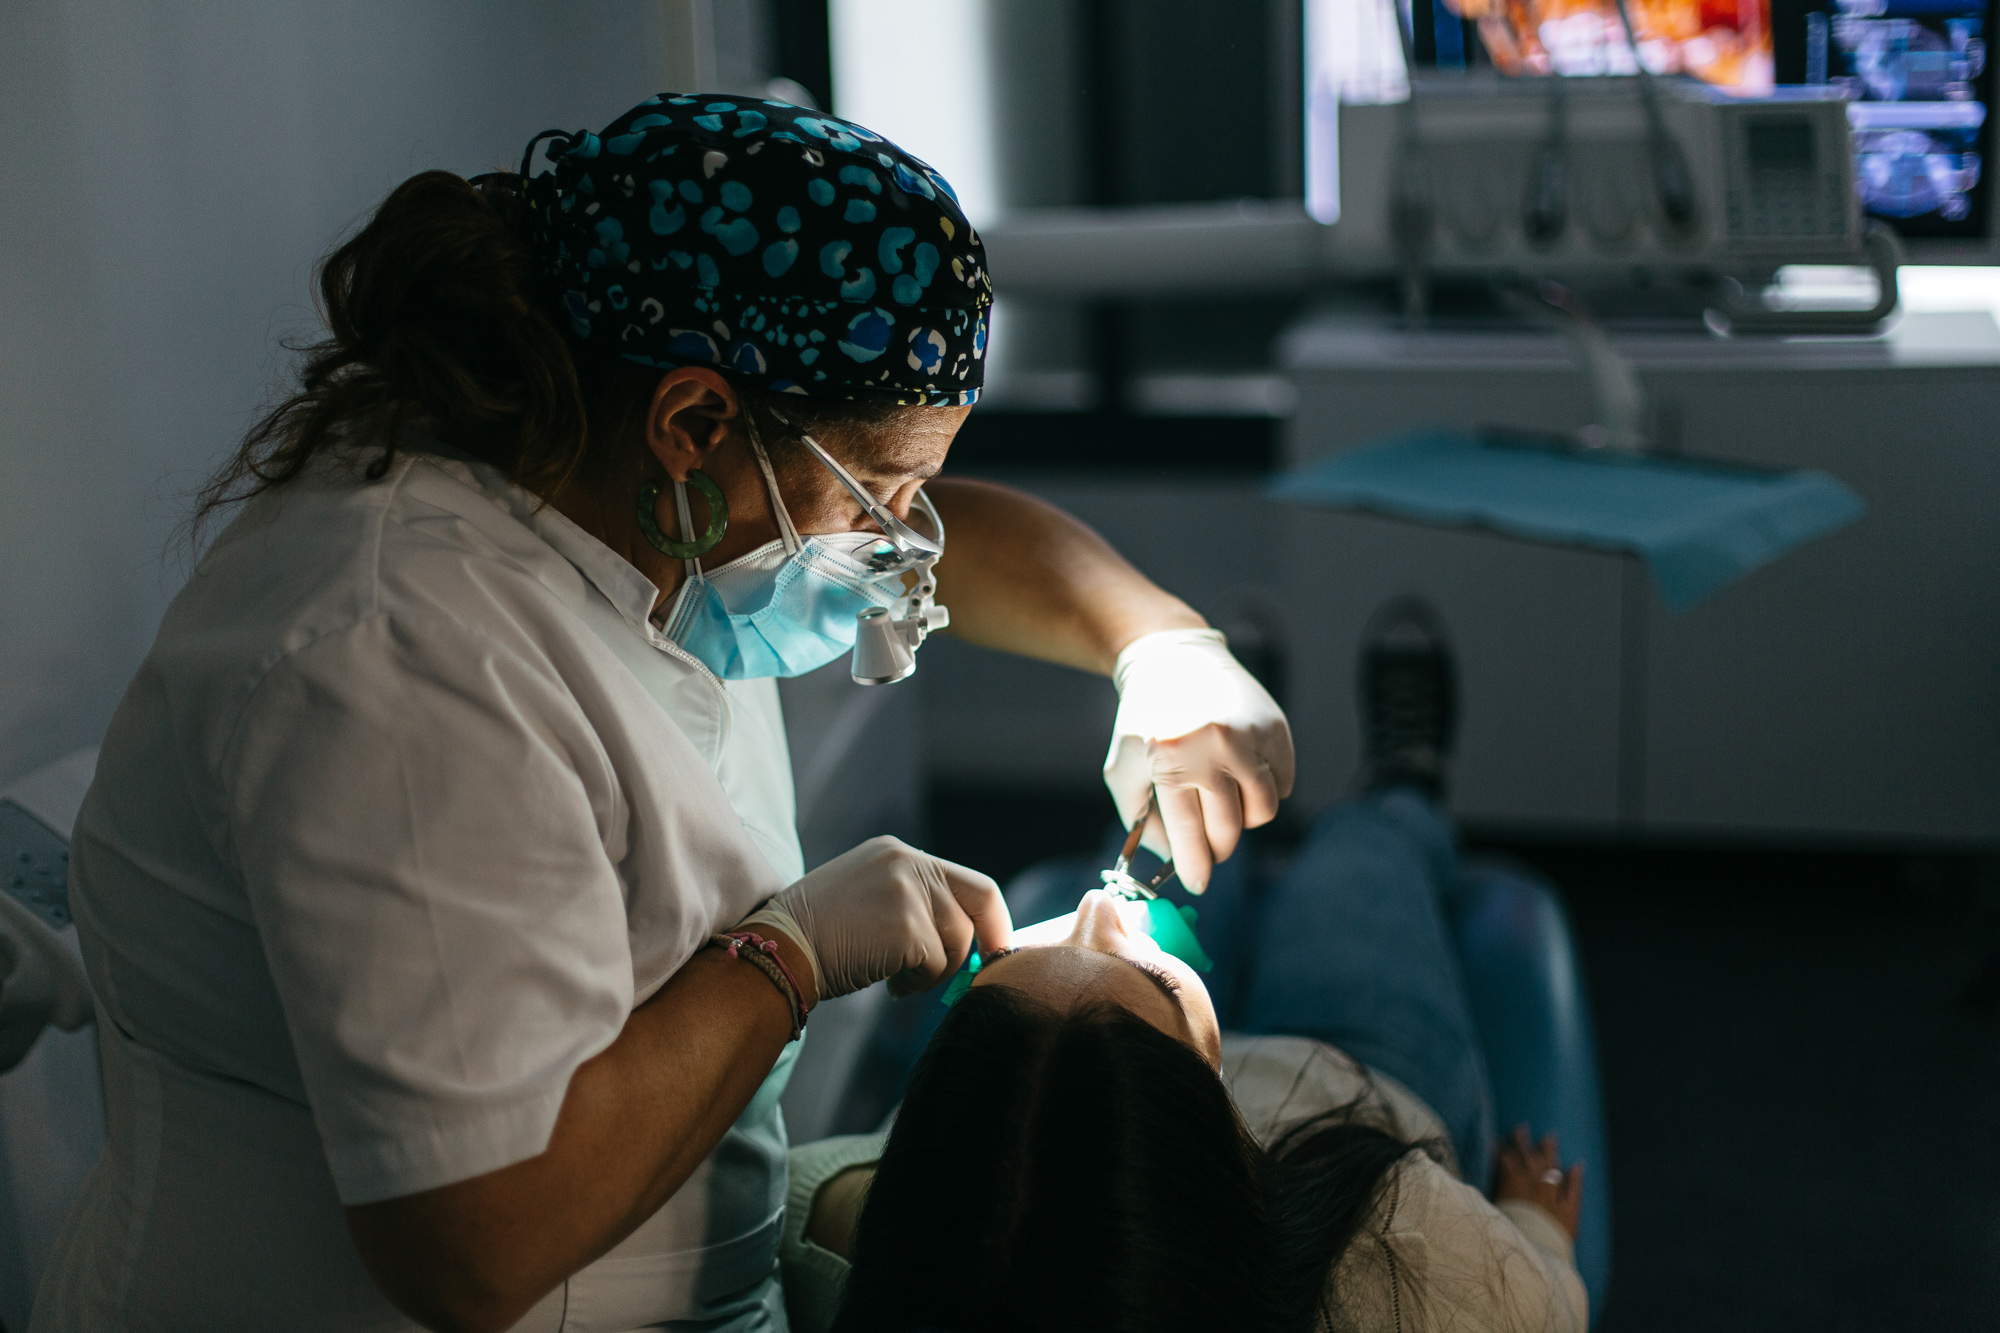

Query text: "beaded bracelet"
[709, 931, 808, 1041]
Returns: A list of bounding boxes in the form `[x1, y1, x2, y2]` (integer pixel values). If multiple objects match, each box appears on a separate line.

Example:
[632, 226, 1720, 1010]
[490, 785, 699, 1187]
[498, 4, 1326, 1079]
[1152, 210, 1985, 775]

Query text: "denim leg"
[1238, 787, 1497, 1186]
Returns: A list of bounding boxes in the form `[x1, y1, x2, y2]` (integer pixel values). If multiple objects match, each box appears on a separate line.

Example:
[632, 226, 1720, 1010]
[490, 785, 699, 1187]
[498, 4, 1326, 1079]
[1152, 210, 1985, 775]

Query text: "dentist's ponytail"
[195, 170, 587, 536]
[194, 170, 913, 544]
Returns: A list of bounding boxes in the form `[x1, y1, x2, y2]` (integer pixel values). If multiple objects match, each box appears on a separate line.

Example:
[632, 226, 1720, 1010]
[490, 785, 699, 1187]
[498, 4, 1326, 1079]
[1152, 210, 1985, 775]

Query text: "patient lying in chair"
[782, 601, 1591, 1333]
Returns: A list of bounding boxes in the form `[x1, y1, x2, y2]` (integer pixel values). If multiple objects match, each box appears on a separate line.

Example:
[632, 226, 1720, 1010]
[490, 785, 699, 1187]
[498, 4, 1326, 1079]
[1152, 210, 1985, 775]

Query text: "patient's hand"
[1492, 1125, 1584, 1240]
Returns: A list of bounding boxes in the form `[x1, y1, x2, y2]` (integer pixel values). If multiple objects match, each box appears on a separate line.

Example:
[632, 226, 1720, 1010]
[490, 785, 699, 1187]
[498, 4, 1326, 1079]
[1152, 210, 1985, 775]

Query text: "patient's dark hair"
[194, 169, 905, 535]
[832, 985, 1418, 1333]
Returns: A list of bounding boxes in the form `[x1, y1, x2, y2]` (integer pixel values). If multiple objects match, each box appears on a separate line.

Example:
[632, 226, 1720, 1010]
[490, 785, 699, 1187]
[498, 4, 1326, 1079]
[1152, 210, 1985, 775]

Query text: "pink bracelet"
[710, 931, 808, 1041]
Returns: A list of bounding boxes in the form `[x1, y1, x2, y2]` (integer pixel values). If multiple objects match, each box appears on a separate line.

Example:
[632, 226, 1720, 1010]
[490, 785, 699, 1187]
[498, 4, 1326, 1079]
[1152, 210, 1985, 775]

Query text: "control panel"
[1332, 75, 1866, 276]
[1721, 101, 1862, 250]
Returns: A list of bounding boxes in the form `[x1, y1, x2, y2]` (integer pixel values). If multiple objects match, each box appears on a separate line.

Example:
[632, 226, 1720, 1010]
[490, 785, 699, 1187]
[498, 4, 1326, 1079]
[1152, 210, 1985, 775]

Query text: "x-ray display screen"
[1453, 0, 1773, 88]
[1777, 0, 1992, 235]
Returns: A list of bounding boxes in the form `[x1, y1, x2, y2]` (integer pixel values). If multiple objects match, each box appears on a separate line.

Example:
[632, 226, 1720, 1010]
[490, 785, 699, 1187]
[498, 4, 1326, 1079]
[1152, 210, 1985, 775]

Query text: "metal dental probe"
[1101, 789, 1178, 900]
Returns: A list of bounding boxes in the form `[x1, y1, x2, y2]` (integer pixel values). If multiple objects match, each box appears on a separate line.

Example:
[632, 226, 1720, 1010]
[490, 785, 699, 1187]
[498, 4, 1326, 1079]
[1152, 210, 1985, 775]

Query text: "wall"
[0, 0, 694, 788]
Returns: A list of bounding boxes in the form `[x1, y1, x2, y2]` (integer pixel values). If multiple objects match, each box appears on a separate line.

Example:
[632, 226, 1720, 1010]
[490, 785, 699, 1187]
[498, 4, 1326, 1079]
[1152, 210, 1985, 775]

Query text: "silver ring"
[1540, 1169, 1564, 1186]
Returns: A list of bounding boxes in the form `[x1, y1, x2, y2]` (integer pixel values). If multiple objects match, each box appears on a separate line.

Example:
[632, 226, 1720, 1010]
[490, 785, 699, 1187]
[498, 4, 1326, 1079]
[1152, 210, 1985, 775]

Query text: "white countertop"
[1281, 310, 2000, 373]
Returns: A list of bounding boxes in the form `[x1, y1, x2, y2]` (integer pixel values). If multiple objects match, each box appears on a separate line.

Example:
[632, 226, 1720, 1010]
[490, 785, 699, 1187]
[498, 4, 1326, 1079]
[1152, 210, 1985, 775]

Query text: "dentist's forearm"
[923, 478, 1205, 675]
[343, 943, 808, 1333]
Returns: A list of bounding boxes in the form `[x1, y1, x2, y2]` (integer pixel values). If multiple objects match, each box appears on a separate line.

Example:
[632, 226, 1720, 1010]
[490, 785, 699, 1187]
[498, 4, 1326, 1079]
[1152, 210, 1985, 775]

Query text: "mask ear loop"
[671, 481, 704, 582]
[742, 413, 805, 555]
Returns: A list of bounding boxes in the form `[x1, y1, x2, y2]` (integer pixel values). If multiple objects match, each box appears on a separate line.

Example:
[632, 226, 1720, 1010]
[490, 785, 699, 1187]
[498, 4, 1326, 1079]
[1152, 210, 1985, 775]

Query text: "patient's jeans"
[1202, 786, 1497, 1188]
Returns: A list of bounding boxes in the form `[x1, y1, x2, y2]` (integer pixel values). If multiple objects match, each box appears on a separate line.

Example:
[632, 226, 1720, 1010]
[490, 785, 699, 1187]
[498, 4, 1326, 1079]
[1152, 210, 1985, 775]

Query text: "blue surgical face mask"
[660, 430, 945, 681]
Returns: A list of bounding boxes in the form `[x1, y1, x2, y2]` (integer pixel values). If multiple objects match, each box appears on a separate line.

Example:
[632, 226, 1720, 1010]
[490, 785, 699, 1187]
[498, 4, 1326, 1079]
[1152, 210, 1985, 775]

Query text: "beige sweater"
[781, 1034, 1586, 1333]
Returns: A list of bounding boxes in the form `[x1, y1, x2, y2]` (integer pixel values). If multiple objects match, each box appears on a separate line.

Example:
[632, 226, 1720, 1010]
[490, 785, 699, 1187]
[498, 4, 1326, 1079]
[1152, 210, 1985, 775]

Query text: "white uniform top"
[35, 446, 808, 1332]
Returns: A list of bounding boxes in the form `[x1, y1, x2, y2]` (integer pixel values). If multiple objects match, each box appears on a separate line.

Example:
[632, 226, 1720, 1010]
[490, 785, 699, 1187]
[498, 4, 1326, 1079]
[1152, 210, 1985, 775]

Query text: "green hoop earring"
[637, 470, 728, 558]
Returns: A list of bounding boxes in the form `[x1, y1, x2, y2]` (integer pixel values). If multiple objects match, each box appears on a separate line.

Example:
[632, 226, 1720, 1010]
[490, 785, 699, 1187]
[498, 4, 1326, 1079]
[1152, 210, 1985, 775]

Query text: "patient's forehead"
[973, 945, 1183, 1032]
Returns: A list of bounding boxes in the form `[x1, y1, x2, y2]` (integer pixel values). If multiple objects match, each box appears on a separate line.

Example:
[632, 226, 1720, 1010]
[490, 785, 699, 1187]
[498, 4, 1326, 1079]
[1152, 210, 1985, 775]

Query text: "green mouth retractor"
[1142, 897, 1214, 973]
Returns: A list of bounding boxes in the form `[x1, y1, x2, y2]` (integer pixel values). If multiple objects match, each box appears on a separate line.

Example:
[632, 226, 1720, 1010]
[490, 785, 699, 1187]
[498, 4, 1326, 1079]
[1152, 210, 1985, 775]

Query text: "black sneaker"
[1357, 597, 1458, 799]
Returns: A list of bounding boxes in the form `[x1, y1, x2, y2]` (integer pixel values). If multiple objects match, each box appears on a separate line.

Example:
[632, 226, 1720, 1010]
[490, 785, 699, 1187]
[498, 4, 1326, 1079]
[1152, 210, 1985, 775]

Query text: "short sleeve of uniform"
[223, 610, 634, 1205]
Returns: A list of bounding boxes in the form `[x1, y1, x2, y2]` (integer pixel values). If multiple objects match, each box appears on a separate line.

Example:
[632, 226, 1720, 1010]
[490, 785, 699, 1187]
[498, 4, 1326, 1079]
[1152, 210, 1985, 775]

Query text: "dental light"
[849, 549, 950, 685]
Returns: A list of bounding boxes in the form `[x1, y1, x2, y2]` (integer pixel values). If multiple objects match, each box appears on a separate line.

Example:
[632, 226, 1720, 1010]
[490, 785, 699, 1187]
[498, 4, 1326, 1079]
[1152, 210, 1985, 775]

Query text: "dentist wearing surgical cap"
[35, 96, 1290, 1333]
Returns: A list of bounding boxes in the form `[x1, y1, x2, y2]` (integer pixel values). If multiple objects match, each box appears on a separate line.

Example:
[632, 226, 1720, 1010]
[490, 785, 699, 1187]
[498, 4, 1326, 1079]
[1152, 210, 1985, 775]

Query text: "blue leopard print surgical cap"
[520, 95, 993, 406]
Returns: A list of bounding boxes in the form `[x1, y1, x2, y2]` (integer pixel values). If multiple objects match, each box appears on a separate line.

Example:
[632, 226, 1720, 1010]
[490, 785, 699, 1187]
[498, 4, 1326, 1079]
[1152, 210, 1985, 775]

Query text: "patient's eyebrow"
[1116, 955, 1185, 1010]
[977, 945, 1185, 1015]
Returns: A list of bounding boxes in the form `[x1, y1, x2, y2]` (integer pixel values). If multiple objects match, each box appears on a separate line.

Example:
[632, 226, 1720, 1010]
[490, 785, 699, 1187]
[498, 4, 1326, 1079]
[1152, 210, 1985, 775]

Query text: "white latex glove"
[1104, 628, 1296, 893]
[739, 836, 1012, 1002]
[0, 891, 92, 1072]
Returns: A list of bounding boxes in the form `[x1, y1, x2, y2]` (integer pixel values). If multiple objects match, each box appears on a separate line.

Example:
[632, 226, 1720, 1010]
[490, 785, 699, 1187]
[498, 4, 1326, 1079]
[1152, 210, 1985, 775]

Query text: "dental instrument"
[1100, 790, 1178, 901]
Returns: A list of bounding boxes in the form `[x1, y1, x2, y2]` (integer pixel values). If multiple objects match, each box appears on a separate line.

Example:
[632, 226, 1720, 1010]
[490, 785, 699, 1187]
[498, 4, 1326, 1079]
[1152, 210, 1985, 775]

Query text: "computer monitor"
[1429, 0, 1773, 89]
[1773, 0, 1991, 238]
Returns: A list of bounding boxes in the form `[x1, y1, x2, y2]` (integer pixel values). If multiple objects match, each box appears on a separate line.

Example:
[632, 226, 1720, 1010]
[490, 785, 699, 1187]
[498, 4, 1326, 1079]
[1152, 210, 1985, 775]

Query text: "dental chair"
[1451, 856, 1612, 1321]
[0, 750, 103, 1333]
[819, 839, 1613, 1326]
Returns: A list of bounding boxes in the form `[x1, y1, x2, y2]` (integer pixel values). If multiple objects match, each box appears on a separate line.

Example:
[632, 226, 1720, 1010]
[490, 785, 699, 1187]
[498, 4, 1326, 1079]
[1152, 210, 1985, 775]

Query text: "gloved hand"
[738, 836, 1012, 1002]
[1103, 628, 1295, 893]
[0, 891, 93, 1072]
